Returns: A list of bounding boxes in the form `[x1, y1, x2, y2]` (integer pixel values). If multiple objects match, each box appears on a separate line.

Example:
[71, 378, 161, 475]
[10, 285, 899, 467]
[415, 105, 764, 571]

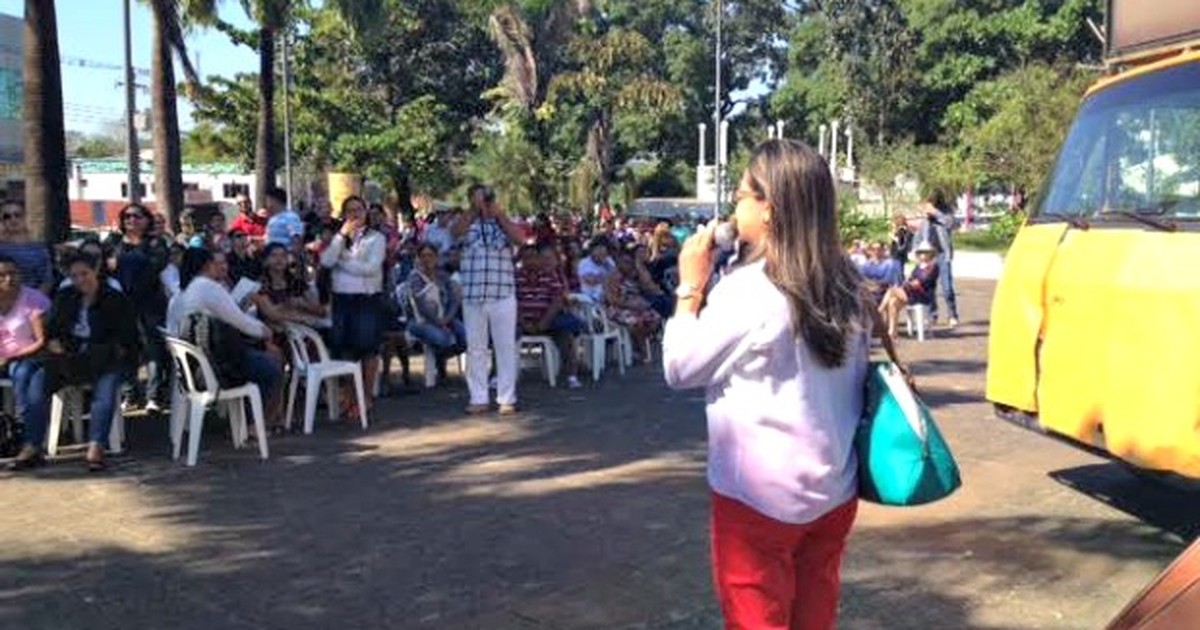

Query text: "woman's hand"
[677, 225, 715, 294]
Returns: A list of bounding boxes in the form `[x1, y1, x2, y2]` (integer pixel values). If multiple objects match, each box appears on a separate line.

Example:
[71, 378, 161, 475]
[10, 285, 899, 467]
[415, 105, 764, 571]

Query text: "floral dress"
[604, 275, 663, 331]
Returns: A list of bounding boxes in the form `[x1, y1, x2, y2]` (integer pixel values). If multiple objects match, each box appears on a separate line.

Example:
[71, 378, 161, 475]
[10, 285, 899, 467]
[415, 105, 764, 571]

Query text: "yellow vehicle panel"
[985, 222, 1069, 412]
[988, 225, 1200, 478]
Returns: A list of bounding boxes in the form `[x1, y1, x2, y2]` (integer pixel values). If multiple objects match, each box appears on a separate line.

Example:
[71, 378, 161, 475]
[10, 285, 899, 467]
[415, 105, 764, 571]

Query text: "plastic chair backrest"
[575, 301, 614, 336]
[284, 323, 332, 367]
[165, 336, 219, 396]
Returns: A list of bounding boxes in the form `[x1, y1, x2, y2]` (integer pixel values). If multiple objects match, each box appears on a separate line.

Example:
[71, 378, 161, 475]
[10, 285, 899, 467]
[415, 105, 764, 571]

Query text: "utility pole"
[713, 0, 723, 219]
[123, 0, 140, 202]
[281, 30, 293, 209]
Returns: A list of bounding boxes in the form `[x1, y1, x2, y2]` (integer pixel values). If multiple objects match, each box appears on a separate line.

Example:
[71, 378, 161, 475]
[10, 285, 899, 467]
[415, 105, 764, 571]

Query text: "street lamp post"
[281, 30, 293, 210]
[713, 0, 723, 219]
[123, 0, 140, 202]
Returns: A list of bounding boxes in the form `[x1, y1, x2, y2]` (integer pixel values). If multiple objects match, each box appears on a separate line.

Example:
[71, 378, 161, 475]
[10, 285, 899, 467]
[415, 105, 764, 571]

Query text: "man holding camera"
[451, 184, 526, 414]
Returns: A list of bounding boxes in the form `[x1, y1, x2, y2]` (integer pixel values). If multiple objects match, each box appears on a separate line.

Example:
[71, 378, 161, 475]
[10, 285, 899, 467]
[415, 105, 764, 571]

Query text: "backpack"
[181, 313, 250, 389]
[0, 412, 24, 458]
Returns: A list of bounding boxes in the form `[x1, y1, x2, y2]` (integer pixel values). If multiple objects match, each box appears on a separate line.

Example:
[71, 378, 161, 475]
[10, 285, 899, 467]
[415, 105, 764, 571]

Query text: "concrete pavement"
[0, 280, 1193, 630]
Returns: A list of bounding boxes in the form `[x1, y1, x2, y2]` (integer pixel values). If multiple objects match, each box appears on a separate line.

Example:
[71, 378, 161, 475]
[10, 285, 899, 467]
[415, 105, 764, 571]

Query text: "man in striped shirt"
[516, 243, 583, 389]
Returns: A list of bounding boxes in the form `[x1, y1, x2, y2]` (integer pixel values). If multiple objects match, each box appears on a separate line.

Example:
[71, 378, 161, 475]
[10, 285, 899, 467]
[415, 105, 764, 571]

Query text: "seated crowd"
[0, 186, 683, 470]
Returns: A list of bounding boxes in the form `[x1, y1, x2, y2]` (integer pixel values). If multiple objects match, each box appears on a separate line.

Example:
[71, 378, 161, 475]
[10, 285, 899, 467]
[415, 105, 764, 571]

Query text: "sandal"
[8, 446, 45, 471]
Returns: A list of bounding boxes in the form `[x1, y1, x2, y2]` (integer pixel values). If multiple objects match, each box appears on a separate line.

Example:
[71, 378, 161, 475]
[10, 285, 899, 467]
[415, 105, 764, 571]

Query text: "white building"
[69, 158, 257, 205]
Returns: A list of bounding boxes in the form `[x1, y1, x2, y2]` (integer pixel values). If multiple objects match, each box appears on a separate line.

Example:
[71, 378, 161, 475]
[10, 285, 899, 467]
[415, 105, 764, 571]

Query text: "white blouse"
[167, 276, 268, 339]
[320, 230, 386, 295]
[662, 260, 868, 525]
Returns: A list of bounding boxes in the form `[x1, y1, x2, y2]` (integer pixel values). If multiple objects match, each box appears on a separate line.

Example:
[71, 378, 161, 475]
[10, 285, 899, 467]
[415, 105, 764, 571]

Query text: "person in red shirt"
[228, 194, 267, 242]
[515, 242, 584, 389]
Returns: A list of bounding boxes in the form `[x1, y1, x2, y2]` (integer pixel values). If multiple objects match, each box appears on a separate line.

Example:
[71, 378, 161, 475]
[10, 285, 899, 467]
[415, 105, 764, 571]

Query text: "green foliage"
[957, 211, 1025, 253]
[952, 63, 1096, 194]
[461, 124, 563, 215]
[839, 205, 891, 245]
[330, 96, 455, 194]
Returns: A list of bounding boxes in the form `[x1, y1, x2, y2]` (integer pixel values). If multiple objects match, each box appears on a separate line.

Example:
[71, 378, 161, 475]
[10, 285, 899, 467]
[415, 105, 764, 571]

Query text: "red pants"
[710, 492, 858, 630]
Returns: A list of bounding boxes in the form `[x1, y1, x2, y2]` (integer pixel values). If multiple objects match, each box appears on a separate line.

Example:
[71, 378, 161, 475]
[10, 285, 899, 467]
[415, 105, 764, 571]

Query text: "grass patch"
[956, 229, 1012, 253]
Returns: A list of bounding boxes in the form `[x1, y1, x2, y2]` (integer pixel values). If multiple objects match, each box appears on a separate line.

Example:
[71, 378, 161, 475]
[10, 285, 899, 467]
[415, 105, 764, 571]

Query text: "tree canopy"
[184, 0, 1107, 212]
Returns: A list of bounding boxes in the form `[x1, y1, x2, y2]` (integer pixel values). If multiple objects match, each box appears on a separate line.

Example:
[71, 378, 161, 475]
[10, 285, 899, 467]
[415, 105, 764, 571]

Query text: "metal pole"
[713, 0, 723, 219]
[123, 0, 140, 203]
[281, 30, 293, 210]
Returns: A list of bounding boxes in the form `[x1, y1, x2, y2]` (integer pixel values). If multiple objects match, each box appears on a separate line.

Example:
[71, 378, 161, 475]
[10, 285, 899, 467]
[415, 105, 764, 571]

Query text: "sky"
[0, 0, 258, 135]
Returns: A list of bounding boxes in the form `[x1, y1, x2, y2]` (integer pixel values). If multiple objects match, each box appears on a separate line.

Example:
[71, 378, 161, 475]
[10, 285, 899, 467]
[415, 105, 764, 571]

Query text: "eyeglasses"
[122, 213, 147, 221]
[1, 213, 23, 221]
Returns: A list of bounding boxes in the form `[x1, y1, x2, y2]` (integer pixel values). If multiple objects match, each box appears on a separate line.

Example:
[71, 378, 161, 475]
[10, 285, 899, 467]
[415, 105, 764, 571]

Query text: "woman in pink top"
[664, 140, 895, 630]
[0, 255, 52, 470]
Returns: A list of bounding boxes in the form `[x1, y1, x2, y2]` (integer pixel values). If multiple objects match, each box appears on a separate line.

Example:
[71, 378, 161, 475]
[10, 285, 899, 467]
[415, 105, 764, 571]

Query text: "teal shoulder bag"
[856, 356, 962, 506]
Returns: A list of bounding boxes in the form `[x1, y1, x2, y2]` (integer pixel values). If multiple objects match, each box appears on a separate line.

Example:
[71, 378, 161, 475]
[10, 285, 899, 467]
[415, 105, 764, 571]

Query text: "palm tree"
[148, 0, 201, 233]
[22, 0, 69, 243]
[235, 0, 380, 210]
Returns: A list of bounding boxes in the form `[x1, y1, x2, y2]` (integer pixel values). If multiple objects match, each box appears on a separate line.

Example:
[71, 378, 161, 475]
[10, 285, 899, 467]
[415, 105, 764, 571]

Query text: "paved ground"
[1, 280, 1195, 630]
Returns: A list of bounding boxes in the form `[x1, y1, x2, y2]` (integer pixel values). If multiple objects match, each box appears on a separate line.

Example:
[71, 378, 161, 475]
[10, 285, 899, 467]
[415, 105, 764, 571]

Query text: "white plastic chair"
[165, 336, 268, 467]
[904, 304, 932, 342]
[518, 335, 561, 387]
[419, 342, 465, 388]
[283, 323, 368, 434]
[572, 301, 626, 382]
[46, 386, 124, 456]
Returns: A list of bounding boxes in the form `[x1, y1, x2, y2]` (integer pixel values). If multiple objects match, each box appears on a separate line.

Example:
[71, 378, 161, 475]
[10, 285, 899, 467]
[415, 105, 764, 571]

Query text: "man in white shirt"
[452, 185, 525, 415]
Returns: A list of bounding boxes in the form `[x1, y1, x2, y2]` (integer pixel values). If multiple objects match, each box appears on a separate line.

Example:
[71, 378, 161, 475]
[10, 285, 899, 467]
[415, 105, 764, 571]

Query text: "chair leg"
[305, 376, 322, 435]
[352, 370, 368, 430]
[108, 407, 124, 454]
[591, 338, 603, 382]
[46, 393, 64, 456]
[170, 396, 188, 461]
[284, 371, 300, 432]
[424, 346, 437, 388]
[549, 344, 560, 388]
[185, 402, 207, 467]
[325, 379, 340, 423]
[229, 401, 248, 449]
[247, 390, 268, 460]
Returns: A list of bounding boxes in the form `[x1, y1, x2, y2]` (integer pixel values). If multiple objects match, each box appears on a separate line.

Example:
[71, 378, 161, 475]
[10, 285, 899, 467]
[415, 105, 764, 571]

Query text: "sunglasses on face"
[1, 212, 23, 221]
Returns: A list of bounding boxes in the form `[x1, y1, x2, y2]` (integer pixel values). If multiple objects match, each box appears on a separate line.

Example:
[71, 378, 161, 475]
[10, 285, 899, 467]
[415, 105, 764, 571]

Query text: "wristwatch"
[674, 283, 701, 300]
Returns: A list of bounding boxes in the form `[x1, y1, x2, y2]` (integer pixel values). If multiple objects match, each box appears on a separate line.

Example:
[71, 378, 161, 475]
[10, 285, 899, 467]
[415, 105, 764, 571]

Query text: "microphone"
[711, 220, 738, 253]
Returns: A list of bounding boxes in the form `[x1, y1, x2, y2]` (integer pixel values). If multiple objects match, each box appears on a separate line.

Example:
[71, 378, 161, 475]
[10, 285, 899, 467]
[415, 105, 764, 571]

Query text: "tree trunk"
[255, 26, 277, 211]
[587, 111, 613, 207]
[150, 4, 185, 233]
[22, 0, 69, 243]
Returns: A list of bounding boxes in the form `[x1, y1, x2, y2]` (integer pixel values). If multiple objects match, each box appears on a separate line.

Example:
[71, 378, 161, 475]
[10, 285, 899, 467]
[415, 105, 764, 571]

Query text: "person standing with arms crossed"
[664, 139, 898, 630]
[453, 185, 524, 415]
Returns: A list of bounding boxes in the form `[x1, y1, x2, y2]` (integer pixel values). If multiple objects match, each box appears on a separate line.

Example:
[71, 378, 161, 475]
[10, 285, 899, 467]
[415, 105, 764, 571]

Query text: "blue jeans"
[932, 253, 959, 321]
[408, 321, 467, 352]
[87, 371, 124, 445]
[546, 311, 585, 335]
[243, 349, 282, 400]
[10, 360, 49, 449]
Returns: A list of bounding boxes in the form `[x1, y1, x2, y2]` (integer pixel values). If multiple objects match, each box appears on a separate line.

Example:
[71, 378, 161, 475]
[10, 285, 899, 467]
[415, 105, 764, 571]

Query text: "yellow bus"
[986, 1, 1200, 481]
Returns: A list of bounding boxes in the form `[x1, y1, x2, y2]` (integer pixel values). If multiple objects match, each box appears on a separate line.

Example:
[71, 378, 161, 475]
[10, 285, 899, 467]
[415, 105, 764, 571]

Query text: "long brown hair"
[744, 139, 863, 368]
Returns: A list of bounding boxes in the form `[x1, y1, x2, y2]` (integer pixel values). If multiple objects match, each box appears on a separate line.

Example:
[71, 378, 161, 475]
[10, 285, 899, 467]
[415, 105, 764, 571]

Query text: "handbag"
[855, 327, 961, 506]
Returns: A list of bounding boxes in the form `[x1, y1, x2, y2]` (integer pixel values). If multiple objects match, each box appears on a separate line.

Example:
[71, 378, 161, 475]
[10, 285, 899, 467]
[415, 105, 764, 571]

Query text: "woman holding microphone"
[664, 139, 880, 630]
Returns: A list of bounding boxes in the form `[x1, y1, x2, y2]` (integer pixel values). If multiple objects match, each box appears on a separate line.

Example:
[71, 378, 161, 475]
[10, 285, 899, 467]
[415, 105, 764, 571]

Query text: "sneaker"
[121, 400, 141, 414]
[566, 376, 582, 389]
[465, 404, 490, 415]
[498, 404, 518, 416]
[948, 318, 959, 328]
[145, 400, 163, 415]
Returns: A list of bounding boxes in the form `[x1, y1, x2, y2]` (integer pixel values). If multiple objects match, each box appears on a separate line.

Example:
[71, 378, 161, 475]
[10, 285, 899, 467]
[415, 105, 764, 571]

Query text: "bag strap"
[1107, 539, 1200, 630]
